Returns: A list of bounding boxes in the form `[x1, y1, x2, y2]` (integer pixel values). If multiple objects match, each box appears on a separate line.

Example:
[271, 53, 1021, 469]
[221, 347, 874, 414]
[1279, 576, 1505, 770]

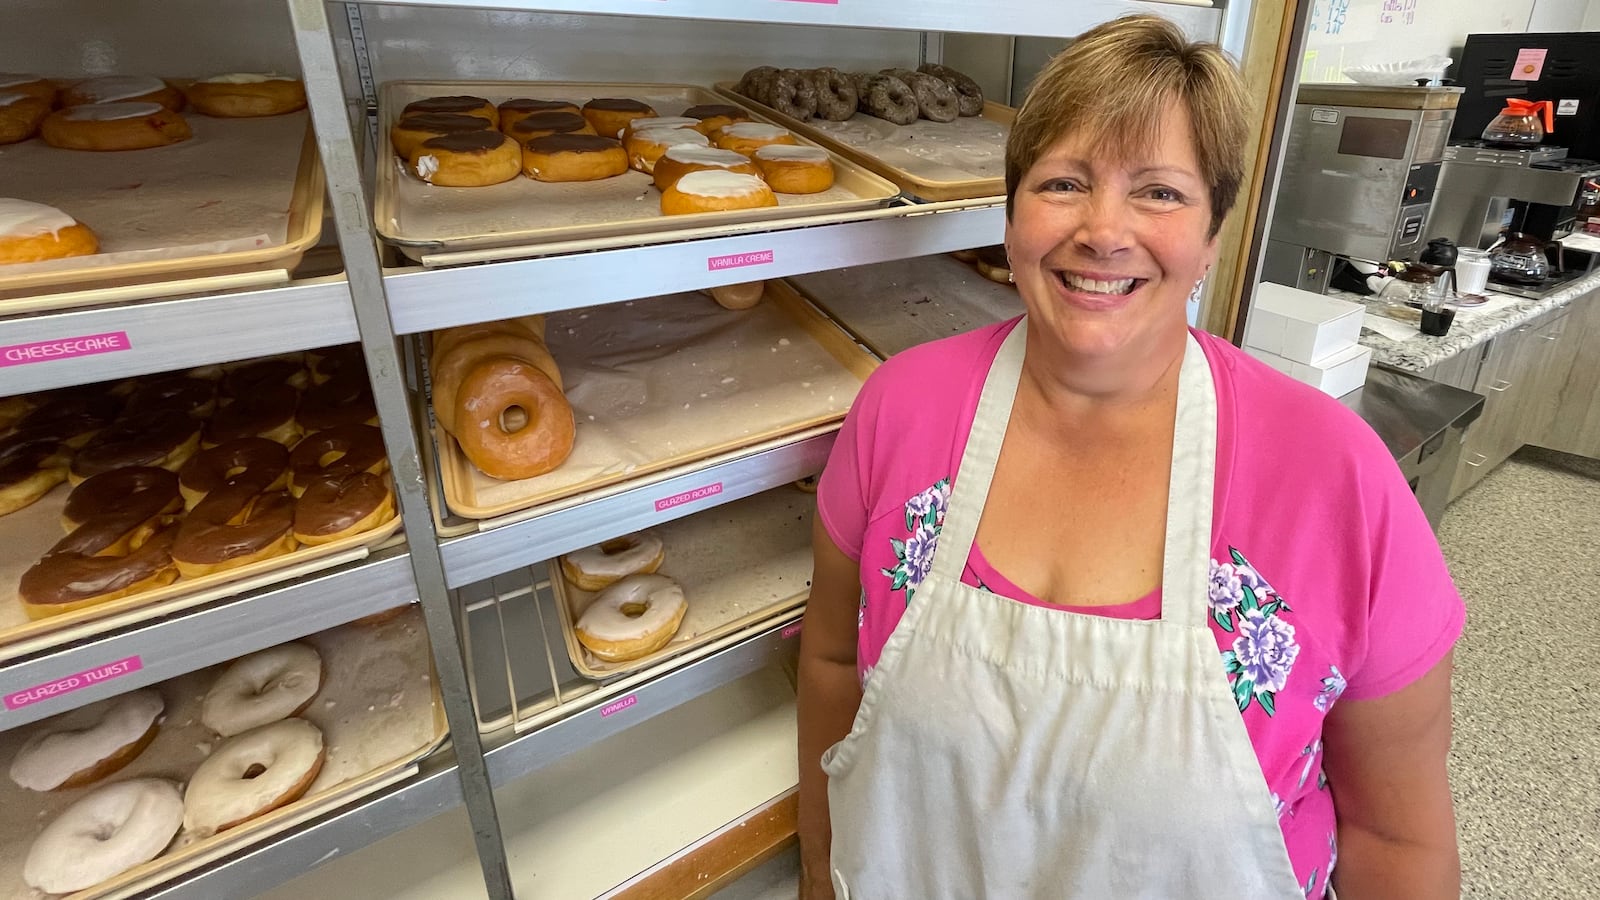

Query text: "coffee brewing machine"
[1427, 32, 1600, 299]
[1263, 84, 1462, 295]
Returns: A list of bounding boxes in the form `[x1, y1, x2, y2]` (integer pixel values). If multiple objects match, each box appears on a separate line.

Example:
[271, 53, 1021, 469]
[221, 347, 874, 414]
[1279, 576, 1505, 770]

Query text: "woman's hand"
[1324, 652, 1460, 899]
[797, 516, 863, 900]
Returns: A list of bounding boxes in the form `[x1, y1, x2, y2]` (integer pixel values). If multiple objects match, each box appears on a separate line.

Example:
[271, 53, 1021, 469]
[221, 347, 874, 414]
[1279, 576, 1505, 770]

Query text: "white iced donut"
[10, 689, 164, 791]
[184, 718, 325, 835]
[575, 573, 688, 663]
[201, 643, 323, 737]
[561, 530, 666, 591]
[23, 778, 183, 894]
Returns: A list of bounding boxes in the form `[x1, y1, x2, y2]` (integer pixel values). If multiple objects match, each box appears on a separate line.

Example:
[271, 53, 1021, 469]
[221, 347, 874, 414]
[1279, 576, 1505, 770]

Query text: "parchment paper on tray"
[436, 282, 877, 519]
[0, 608, 444, 900]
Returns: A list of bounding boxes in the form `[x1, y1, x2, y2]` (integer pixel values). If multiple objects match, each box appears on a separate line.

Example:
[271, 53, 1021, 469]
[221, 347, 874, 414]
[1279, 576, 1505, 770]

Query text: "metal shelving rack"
[0, 0, 1240, 896]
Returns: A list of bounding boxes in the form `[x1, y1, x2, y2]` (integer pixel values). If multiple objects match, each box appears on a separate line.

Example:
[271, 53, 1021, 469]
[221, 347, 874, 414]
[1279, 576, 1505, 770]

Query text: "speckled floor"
[1439, 447, 1600, 900]
[716, 448, 1600, 900]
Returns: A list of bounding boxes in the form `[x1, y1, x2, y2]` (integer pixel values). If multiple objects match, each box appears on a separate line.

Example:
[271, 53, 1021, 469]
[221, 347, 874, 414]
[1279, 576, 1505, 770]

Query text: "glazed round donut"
[10, 689, 164, 792]
[652, 145, 760, 191]
[661, 170, 778, 216]
[453, 355, 575, 481]
[521, 133, 628, 182]
[581, 97, 657, 139]
[70, 408, 202, 484]
[0, 92, 50, 145]
[289, 424, 390, 497]
[624, 125, 709, 174]
[707, 281, 766, 311]
[918, 63, 985, 117]
[40, 102, 193, 151]
[294, 471, 395, 545]
[400, 95, 496, 124]
[0, 198, 98, 265]
[389, 113, 493, 159]
[497, 97, 581, 132]
[560, 530, 665, 591]
[810, 68, 858, 121]
[206, 385, 301, 447]
[753, 144, 834, 194]
[736, 66, 780, 106]
[507, 110, 596, 141]
[183, 718, 325, 835]
[178, 437, 290, 509]
[411, 130, 521, 187]
[23, 778, 183, 894]
[20, 473, 182, 618]
[431, 317, 546, 361]
[771, 69, 819, 121]
[904, 71, 960, 123]
[0, 73, 56, 105]
[575, 573, 688, 662]
[431, 333, 562, 434]
[858, 75, 919, 126]
[61, 75, 184, 112]
[124, 375, 216, 419]
[186, 74, 306, 117]
[0, 434, 67, 517]
[201, 643, 323, 737]
[682, 103, 749, 136]
[710, 121, 797, 157]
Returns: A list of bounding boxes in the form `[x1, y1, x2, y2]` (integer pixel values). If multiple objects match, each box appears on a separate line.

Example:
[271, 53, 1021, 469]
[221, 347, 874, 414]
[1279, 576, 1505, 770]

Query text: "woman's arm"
[1323, 653, 1460, 899]
[797, 517, 864, 900]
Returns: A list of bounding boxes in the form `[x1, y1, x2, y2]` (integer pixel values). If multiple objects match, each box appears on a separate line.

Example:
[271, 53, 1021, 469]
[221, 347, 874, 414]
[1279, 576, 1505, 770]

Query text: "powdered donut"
[23, 778, 183, 894]
[918, 63, 985, 117]
[858, 75, 918, 125]
[810, 67, 858, 121]
[9, 689, 164, 791]
[201, 642, 323, 737]
[183, 718, 325, 835]
[561, 530, 665, 591]
[575, 573, 689, 663]
[771, 69, 818, 121]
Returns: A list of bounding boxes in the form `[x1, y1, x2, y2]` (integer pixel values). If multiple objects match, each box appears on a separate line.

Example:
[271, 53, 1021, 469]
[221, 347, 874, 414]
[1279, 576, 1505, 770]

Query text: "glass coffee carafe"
[1482, 99, 1554, 145]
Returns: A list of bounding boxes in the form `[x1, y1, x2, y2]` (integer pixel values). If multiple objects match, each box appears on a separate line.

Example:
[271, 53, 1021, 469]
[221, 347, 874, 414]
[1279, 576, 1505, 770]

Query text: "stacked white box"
[1244, 282, 1371, 397]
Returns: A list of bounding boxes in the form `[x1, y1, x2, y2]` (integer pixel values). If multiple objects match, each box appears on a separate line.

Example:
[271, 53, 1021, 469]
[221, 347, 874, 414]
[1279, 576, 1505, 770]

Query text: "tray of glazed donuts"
[374, 80, 900, 261]
[426, 279, 875, 521]
[714, 64, 1014, 202]
[0, 609, 445, 899]
[549, 483, 813, 679]
[0, 347, 402, 658]
[0, 72, 323, 304]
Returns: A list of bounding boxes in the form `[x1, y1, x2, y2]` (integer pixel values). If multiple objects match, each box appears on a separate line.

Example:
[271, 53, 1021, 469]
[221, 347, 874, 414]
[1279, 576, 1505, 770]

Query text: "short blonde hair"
[1005, 15, 1248, 237]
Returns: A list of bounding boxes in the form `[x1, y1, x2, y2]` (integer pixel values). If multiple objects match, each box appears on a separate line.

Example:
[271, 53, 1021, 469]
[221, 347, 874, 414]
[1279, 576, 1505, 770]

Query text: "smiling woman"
[799, 13, 1465, 900]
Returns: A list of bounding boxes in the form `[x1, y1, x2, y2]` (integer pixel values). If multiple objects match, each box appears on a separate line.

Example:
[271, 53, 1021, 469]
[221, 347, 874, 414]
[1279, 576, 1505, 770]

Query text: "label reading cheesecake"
[1, 331, 131, 367]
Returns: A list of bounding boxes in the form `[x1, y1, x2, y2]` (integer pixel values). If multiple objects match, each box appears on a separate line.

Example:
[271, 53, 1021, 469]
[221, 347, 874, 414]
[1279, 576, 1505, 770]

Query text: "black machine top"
[1451, 32, 1600, 160]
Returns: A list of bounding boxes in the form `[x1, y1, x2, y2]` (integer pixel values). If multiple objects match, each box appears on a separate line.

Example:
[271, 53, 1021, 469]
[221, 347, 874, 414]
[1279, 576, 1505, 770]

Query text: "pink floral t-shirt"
[816, 319, 1465, 899]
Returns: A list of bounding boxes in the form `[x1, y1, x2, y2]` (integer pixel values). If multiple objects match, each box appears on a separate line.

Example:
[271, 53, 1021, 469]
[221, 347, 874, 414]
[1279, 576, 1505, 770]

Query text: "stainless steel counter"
[1340, 366, 1485, 526]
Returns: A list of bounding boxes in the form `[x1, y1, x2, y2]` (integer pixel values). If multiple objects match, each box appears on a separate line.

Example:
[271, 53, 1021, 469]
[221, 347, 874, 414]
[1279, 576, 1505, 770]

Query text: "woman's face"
[1007, 101, 1217, 363]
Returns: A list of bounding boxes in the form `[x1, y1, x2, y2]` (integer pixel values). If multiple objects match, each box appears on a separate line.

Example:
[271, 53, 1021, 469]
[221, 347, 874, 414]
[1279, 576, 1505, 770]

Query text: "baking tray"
[0, 485, 402, 661]
[548, 484, 813, 680]
[0, 112, 325, 304]
[432, 279, 876, 520]
[0, 607, 444, 900]
[374, 80, 901, 261]
[714, 83, 1013, 201]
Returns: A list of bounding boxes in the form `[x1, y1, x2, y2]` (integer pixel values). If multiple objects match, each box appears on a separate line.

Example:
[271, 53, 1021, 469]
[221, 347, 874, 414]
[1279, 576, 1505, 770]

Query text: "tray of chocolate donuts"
[0, 72, 323, 305]
[714, 64, 1014, 202]
[423, 279, 876, 522]
[373, 80, 901, 262]
[547, 483, 813, 679]
[0, 348, 403, 659]
[0, 608, 445, 898]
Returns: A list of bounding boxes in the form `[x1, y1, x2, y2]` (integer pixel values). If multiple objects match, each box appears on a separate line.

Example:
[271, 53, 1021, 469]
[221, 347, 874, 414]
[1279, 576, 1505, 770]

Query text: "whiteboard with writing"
[1300, 0, 1539, 82]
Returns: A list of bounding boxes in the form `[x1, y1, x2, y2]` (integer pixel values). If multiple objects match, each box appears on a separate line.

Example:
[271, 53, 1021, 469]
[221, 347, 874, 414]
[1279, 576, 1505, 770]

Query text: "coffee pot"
[1482, 98, 1554, 145]
[1419, 237, 1458, 269]
[1488, 231, 1561, 283]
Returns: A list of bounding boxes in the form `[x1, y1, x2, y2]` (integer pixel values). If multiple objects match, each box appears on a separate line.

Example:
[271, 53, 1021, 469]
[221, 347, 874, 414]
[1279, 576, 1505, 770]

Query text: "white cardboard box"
[1245, 282, 1365, 363]
[1246, 342, 1373, 398]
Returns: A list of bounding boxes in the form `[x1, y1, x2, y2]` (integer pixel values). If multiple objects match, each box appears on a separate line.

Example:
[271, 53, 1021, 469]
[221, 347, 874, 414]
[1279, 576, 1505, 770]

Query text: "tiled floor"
[1438, 448, 1600, 900]
[717, 448, 1600, 900]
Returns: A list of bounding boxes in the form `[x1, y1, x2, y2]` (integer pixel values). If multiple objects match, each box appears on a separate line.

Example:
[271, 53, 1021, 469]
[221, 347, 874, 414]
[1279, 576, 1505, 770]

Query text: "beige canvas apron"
[821, 320, 1305, 898]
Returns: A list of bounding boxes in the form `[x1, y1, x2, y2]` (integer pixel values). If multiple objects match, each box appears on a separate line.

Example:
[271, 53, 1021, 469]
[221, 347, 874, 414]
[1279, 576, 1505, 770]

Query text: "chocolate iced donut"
[810, 68, 858, 121]
[206, 384, 301, 447]
[919, 63, 985, 116]
[298, 361, 377, 432]
[293, 471, 395, 546]
[400, 95, 495, 123]
[289, 424, 388, 497]
[223, 358, 307, 396]
[124, 376, 216, 419]
[508, 110, 594, 141]
[497, 98, 580, 131]
[0, 434, 67, 517]
[171, 482, 295, 578]
[859, 75, 919, 125]
[178, 438, 290, 508]
[771, 69, 818, 120]
[70, 409, 202, 484]
[389, 113, 493, 159]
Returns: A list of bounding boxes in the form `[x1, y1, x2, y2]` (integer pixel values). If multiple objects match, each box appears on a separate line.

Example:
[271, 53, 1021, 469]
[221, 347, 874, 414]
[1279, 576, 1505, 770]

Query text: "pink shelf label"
[655, 481, 723, 512]
[782, 622, 804, 639]
[1, 331, 130, 368]
[707, 249, 774, 271]
[600, 694, 638, 718]
[5, 656, 143, 711]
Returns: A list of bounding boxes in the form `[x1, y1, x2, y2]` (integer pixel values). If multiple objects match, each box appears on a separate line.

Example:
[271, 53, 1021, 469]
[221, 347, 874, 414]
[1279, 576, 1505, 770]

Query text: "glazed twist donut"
[183, 718, 325, 835]
[202, 643, 322, 737]
[918, 63, 985, 117]
[19, 467, 182, 617]
[23, 778, 184, 894]
[10, 689, 164, 791]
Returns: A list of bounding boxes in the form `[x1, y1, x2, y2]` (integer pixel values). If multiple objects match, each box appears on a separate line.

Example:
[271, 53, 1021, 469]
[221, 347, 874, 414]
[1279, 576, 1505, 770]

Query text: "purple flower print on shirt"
[1216, 546, 1300, 717]
[1234, 610, 1301, 694]
[883, 478, 952, 604]
[1313, 665, 1348, 713]
[902, 526, 938, 588]
[1208, 561, 1245, 613]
